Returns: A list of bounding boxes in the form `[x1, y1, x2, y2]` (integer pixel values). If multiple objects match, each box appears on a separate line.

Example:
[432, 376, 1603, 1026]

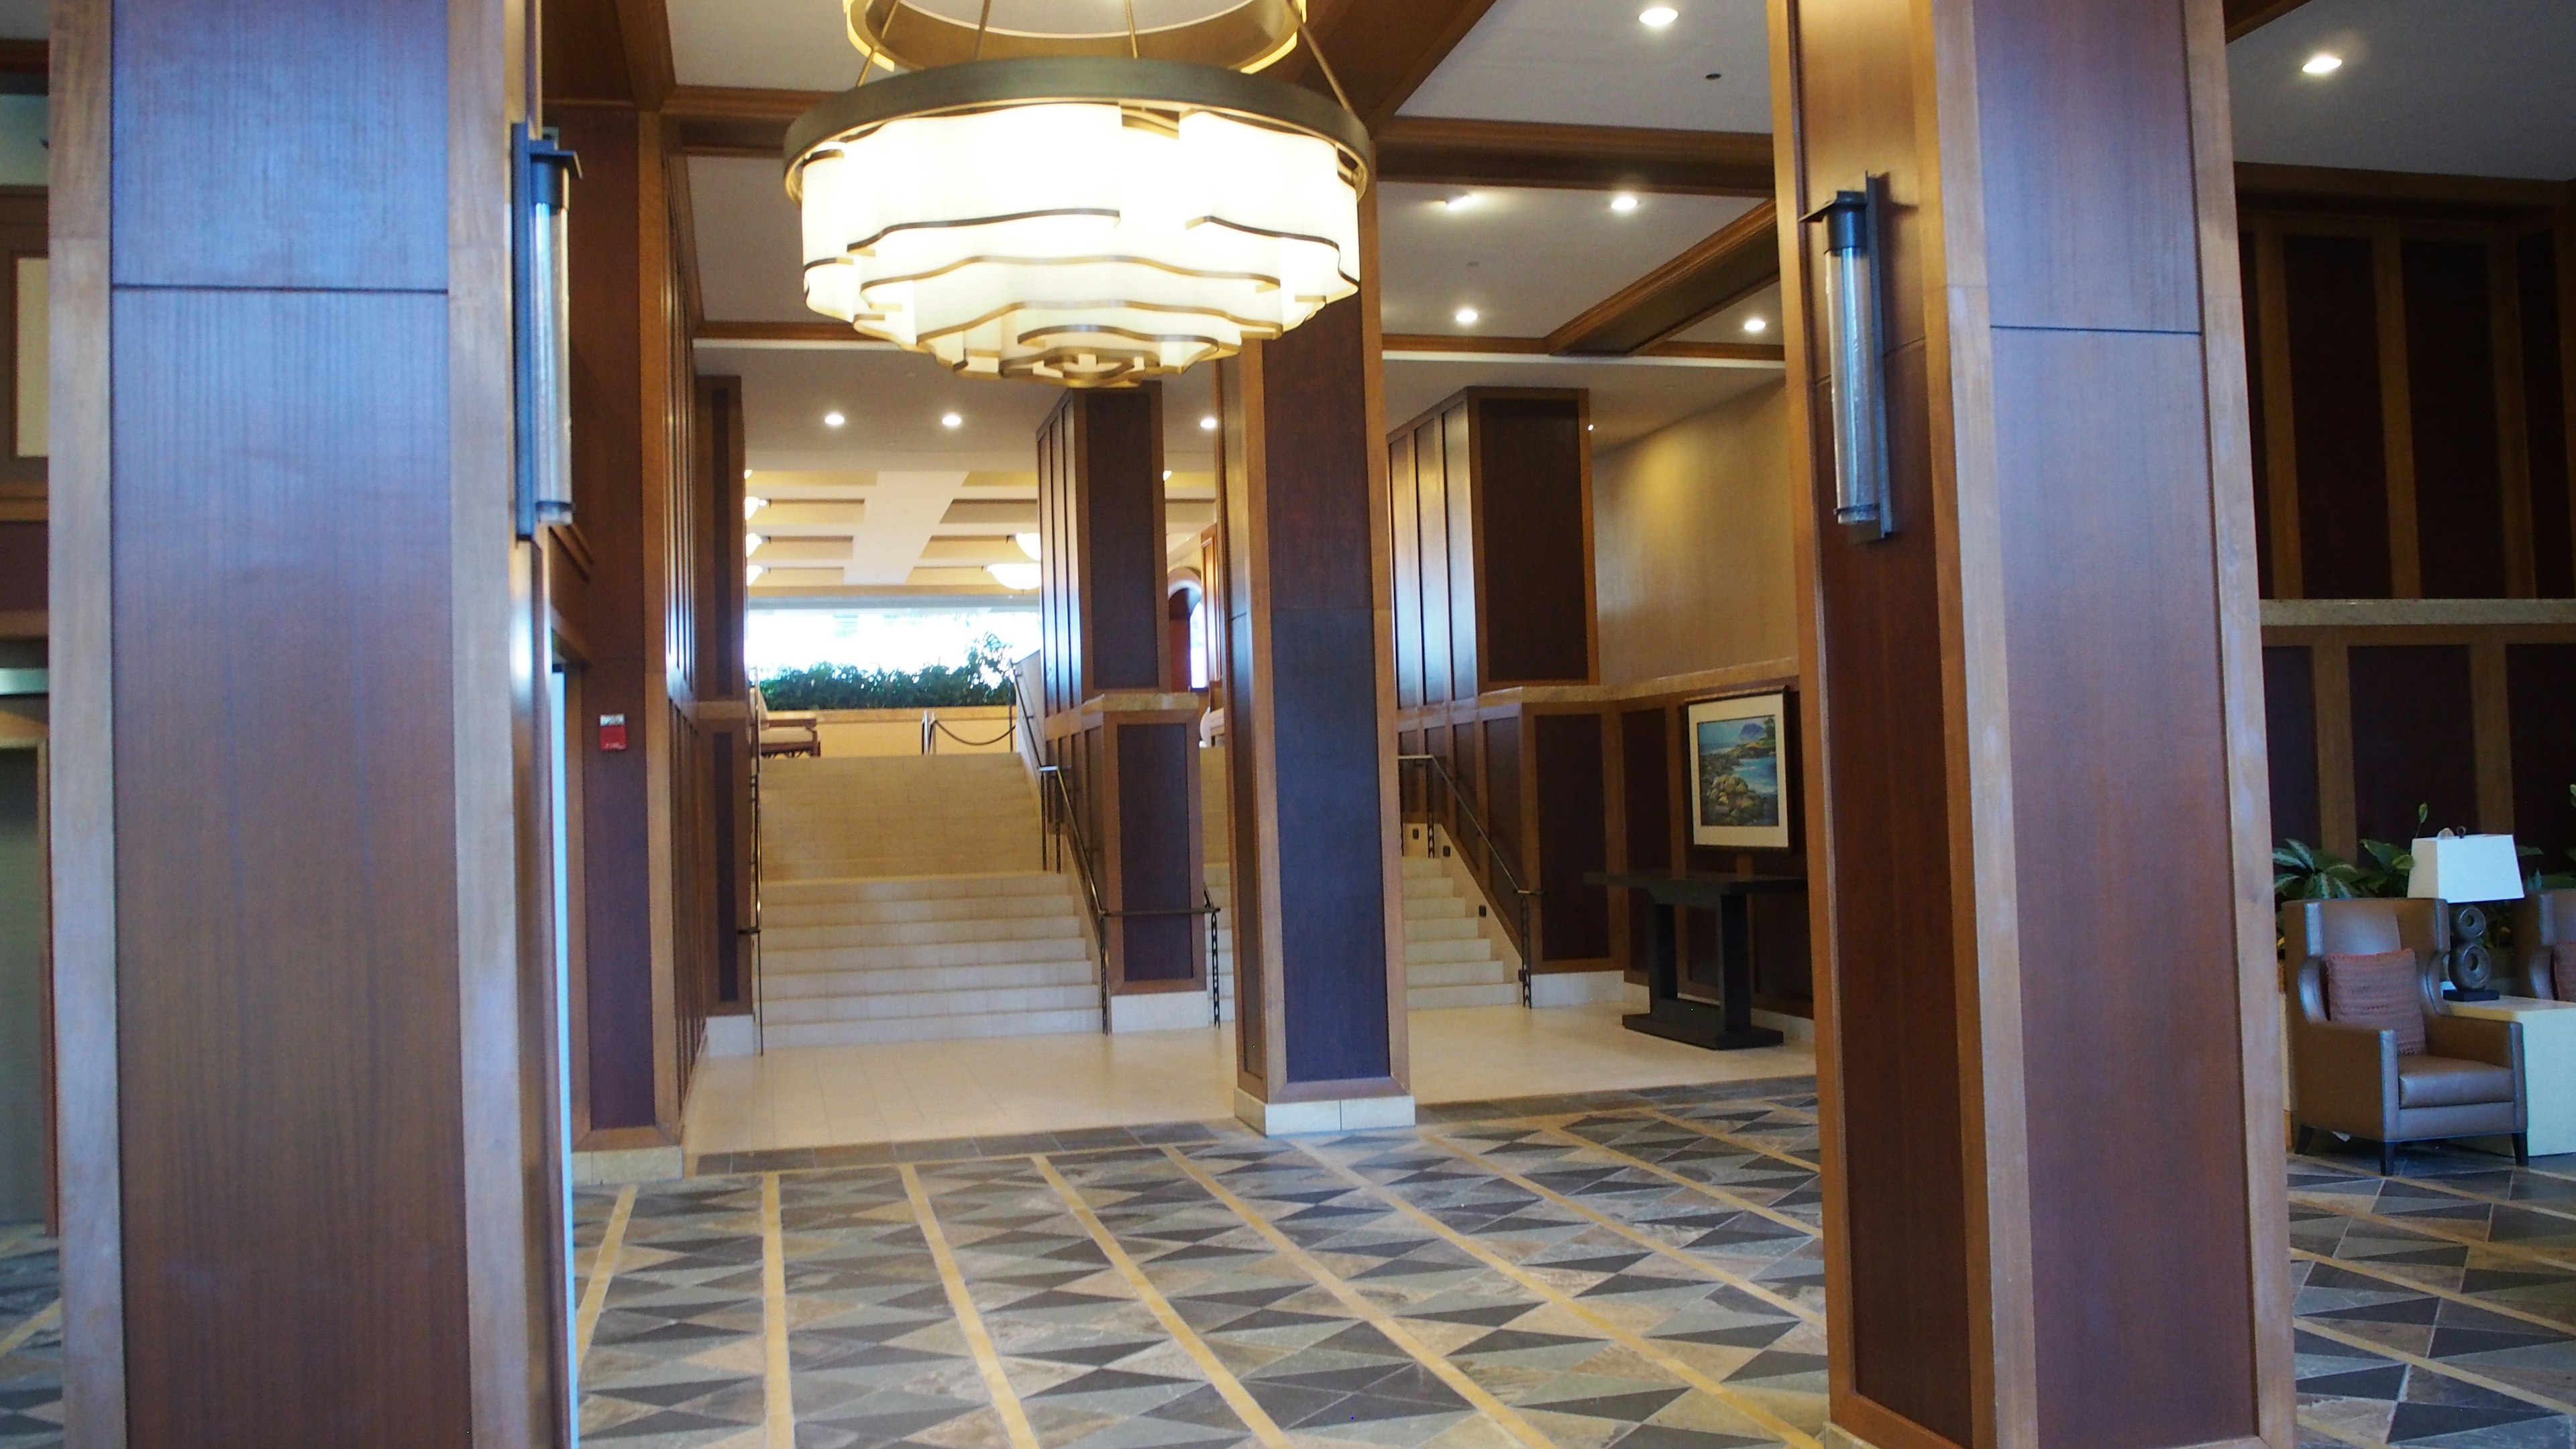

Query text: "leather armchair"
[2283, 897, 2526, 1173]
[2512, 890, 2575, 1001]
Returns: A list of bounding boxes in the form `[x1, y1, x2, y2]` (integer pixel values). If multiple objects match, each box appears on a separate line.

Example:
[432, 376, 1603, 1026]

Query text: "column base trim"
[1234, 1089, 1417, 1136]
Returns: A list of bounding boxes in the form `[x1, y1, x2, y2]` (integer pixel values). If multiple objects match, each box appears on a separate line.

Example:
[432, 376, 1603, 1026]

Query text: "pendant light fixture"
[786, 0, 1371, 386]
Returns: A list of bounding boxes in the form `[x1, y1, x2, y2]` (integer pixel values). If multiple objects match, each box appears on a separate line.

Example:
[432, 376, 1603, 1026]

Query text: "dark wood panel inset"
[1811, 339, 1974, 1445]
[1262, 299, 1374, 613]
[1619, 706, 1671, 979]
[1484, 713, 1523, 888]
[2284, 233, 2392, 599]
[1077, 386, 1169, 692]
[2520, 231, 2572, 599]
[1477, 395, 1594, 684]
[1534, 712, 1609, 961]
[2263, 645, 2321, 848]
[1417, 417, 1454, 706]
[1992, 329, 2259, 1445]
[1116, 720, 1197, 983]
[112, 0, 449, 291]
[1444, 406, 1479, 702]
[1970, 0, 2199, 333]
[0, 521, 40, 613]
[1270, 608, 1391, 1085]
[2348, 644, 2477, 844]
[2508, 644, 2576, 870]
[2404, 239, 2506, 599]
[1389, 430, 1423, 710]
[113, 288, 470, 1447]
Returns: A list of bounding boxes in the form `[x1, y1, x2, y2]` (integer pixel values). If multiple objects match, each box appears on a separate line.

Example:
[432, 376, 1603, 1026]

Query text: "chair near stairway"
[754, 750, 1527, 1050]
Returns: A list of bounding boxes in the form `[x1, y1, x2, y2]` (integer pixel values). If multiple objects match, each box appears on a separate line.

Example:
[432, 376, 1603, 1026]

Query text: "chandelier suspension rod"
[1290, 7, 1354, 117]
[970, 0, 993, 61]
[1122, 0, 1142, 59]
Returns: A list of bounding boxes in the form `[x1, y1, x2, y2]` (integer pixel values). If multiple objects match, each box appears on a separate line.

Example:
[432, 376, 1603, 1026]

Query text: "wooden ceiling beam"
[1546, 200, 1780, 356]
[666, 84, 829, 156]
[2223, 0, 2316, 42]
[2233, 161, 2571, 220]
[1376, 117, 1774, 197]
[1273, 0, 1503, 131]
[612, 0, 677, 110]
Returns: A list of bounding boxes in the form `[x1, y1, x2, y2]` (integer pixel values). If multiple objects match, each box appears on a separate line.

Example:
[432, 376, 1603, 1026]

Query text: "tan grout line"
[1513, 1118, 1821, 1239]
[2294, 1189, 2576, 1276]
[2296, 1152, 2576, 1227]
[572, 1184, 637, 1368]
[2292, 1245, 2576, 1338]
[1157, 1144, 1561, 1449]
[1414, 1127, 1821, 1325]
[761, 1174, 800, 1449]
[0, 1300, 59, 1360]
[1030, 1155, 1295, 1449]
[899, 1164, 1043, 1449]
[1283, 1139, 1823, 1449]
[2297, 1313, 2576, 1420]
[1635, 1108, 1823, 1175]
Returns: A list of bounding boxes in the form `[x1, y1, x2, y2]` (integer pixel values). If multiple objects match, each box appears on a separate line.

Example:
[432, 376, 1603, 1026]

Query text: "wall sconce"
[1806, 178, 1891, 540]
[513, 123, 580, 538]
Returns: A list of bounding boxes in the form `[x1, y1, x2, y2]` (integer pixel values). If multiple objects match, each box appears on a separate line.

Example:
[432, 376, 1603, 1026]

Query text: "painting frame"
[1686, 692, 1790, 851]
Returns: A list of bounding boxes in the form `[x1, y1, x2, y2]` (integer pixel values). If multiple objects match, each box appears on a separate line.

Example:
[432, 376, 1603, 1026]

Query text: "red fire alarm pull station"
[599, 713, 629, 751]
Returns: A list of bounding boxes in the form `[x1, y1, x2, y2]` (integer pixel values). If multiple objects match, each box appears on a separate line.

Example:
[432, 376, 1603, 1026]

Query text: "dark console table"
[1587, 871, 1804, 1051]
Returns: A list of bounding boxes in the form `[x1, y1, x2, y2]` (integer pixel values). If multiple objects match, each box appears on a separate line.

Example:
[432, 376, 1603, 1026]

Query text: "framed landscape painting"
[1686, 692, 1790, 850]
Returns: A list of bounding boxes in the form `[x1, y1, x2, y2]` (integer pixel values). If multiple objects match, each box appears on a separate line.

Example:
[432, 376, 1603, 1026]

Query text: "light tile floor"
[683, 1004, 1819, 1162]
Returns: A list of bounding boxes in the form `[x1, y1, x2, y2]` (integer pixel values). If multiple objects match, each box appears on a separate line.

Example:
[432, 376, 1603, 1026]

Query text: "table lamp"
[2410, 831, 2526, 1001]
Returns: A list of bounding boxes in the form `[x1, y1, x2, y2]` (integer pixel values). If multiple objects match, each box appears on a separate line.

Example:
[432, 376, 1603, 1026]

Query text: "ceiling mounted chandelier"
[785, 0, 1371, 386]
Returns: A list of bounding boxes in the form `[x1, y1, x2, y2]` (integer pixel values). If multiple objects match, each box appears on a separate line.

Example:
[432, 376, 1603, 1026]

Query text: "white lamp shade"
[2408, 833, 2526, 903]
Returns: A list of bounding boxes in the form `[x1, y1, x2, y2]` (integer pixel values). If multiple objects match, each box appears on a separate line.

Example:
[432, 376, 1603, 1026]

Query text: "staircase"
[1201, 748, 1520, 1016]
[757, 755, 1098, 1046]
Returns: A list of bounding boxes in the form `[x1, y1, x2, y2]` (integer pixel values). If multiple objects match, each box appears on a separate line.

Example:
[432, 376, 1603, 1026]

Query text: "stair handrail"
[1397, 751, 1538, 1006]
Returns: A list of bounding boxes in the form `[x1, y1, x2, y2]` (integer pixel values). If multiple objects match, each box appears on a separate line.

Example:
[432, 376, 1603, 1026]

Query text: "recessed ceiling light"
[987, 562, 1040, 591]
[1640, 5, 1678, 28]
[1163, 469, 1173, 480]
[1442, 193, 1479, 211]
[747, 564, 766, 584]
[823, 411, 846, 427]
[1200, 415, 1218, 431]
[940, 411, 963, 428]
[1454, 307, 1481, 325]
[1610, 194, 1640, 213]
[743, 468, 754, 479]
[745, 533, 765, 557]
[1742, 316, 1768, 334]
[2302, 52, 2342, 74]
[1014, 532, 1042, 561]
[744, 495, 766, 521]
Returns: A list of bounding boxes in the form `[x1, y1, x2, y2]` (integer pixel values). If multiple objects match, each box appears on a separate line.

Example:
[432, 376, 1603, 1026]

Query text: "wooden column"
[1215, 189, 1410, 1134]
[1775, 0, 2291, 1446]
[50, 0, 561, 1443]
[1036, 386, 1207, 1026]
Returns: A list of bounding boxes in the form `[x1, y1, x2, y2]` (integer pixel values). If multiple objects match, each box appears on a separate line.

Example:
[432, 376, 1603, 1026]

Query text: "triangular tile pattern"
[580, 1177, 773, 1447]
[0, 1236, 61, 1449]
[15, 1083, 2576, 1448]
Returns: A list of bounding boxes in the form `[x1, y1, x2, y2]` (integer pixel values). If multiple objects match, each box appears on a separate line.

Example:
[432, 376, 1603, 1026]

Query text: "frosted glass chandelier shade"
[789, 58, 1369, 386]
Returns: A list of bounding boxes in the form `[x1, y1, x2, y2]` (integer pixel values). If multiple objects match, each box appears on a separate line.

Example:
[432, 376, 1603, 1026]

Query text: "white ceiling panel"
[1400, 0, 1770, 132]
[690, 156, 816, 324]
[1380, 183, 1758, 339]
[670, 0, 861, 91]
[2229, 0, 2576, 178]
[1385, 354, 1778, 451]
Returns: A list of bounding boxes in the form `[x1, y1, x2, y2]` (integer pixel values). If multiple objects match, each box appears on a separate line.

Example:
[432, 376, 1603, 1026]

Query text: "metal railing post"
[1395, 753, 1540, 1005]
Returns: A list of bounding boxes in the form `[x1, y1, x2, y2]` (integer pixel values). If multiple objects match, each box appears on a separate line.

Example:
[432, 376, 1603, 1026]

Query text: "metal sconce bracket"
[513, 123, 580, 539]
[1804, 176, 1893, 541]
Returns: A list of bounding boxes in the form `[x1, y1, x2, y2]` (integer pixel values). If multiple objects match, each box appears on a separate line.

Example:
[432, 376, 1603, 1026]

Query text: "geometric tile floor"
[10, 1077, 2576, 1448]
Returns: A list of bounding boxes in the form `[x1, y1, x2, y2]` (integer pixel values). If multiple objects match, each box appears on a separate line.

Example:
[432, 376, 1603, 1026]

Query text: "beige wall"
[1591, 380, 1798, 686]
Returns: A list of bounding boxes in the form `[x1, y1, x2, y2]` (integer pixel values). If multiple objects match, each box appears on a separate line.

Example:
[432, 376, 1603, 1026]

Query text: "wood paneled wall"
[1036, 386, 1206, 999]
[1778, 1, 2288, 1446]
[54, 0, 560, 1437]
[2246, 205, 2576, 602]
[2261, 614, 2576, 863]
